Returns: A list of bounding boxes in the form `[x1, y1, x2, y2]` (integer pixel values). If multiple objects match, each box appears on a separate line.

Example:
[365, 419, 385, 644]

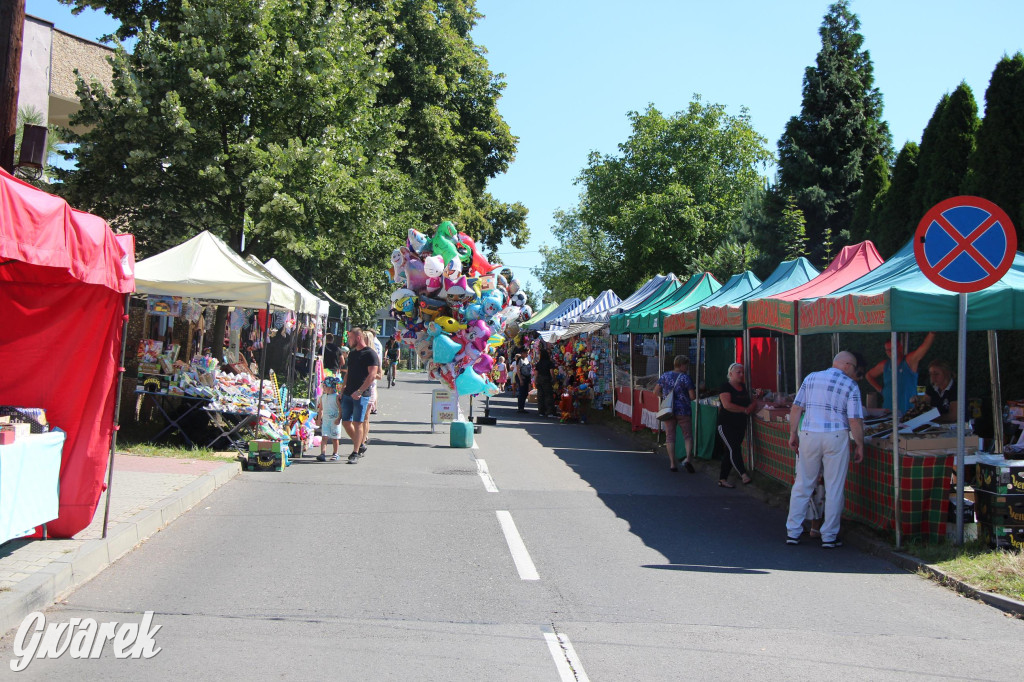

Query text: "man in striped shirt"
[786, 351, 865, 548]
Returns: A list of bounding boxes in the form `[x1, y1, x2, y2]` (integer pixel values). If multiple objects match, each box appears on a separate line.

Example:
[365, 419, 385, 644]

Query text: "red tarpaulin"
[0, 168, 135, 538]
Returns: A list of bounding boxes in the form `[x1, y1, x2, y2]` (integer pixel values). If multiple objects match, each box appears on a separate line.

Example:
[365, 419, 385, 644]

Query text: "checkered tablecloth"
[749, 419, 951, 541]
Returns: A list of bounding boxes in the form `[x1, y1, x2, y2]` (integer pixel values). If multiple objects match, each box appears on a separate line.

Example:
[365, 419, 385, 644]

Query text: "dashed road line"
[476, 459, 499, 492]
[495, 511, 538, 580]
[542, 626, 590, 682]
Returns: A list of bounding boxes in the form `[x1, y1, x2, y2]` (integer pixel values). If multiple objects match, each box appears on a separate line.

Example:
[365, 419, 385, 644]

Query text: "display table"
[747, 418, 952, 541]
[0, 431, 64, 544]
[136, 390, 211, 447]
[203, 408, 259, 451]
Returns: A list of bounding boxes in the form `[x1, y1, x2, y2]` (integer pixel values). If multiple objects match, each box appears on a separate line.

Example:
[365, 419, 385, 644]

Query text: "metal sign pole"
[956, 293, 967, 544]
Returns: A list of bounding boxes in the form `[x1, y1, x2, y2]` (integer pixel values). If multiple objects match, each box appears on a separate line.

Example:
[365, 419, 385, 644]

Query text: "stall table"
[136, 390, 211, 447]
[748, 418, 953, 541]
[203, 408, 259, 451]
[0, 431, 64, 544]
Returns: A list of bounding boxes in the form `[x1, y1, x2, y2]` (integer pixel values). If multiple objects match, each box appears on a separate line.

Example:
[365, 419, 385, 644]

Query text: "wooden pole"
[0, 0, 25, 173]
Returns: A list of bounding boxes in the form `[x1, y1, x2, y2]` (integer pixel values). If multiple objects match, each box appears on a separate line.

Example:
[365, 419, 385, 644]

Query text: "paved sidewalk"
[0, 453, 239, 636]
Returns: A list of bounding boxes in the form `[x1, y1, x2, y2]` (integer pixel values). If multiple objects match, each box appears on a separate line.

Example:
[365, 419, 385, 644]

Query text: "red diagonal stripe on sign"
[930, 213, 999, 276]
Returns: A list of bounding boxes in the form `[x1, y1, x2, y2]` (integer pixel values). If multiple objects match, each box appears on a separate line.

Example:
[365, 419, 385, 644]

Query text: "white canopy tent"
[262, 258, 324, 316]
[134, 231, 299, 310]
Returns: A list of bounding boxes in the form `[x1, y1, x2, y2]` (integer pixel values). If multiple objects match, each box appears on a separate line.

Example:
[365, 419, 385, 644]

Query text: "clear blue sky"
[26, 0, 1024, 294]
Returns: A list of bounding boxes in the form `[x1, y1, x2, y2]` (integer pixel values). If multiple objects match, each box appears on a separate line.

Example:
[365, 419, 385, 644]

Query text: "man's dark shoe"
[347, 452, 359, 464]
[786, 536, 801, 545]
[821, 539, 843, 549]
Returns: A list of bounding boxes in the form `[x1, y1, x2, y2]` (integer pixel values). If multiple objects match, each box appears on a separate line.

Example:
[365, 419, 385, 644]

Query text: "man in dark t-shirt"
[323, 333, 341, 373]
[340, 326, 379, 463]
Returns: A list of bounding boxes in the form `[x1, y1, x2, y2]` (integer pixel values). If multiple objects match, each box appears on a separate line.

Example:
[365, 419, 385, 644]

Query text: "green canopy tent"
[519, 302, 559, 330]
[796, 238, 1024, 547]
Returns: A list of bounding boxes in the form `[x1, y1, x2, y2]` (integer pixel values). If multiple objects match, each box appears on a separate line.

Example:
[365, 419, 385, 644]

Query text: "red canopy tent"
[744, 241, 885, 387]
[0, 167, 135, 538]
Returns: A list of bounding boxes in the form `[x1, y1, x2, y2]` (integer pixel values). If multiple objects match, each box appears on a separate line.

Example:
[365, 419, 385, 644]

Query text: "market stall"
[0, 167, 135, 539]
[783, 237, 1024, 541]
[622, 272, 721, 431]
[608, 275, 680, 427]
[133, 231, 301, 454]
[663, 271, 763, 458]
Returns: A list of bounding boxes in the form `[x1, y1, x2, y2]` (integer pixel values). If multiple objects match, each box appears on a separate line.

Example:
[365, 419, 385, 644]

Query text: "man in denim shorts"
[340, 326, 380, 463]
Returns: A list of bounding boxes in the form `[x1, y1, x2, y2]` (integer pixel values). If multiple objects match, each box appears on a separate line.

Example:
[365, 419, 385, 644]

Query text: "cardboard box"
[756, 406, 790, 423]
[0, 429, 14, 445]
[977, 523, 1024, 550]
[976, 460, 1024, 494]
[2, 423, 30, 438]
[974, 490, 1024, 525]
[869, 432, 978, 454]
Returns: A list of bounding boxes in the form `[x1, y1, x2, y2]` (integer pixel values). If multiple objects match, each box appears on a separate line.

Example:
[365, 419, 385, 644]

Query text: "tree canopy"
[55, 0, 526, 320]
[537, 98, 772, 298]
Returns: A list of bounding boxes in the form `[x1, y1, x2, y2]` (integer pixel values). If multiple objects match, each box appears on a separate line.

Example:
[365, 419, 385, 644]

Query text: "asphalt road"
[1, 371, 1021, 680]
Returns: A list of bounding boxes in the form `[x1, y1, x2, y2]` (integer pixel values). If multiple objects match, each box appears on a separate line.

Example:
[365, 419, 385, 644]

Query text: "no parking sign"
[913, 196, 1017, 293]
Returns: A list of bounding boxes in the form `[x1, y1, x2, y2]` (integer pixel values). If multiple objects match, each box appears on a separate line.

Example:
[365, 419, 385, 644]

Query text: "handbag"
[656, 373, 684, 421]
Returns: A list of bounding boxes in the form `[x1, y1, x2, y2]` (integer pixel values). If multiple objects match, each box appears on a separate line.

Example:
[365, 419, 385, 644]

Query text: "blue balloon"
[455, 368, 488, 396]
[433, 334, 461, 364]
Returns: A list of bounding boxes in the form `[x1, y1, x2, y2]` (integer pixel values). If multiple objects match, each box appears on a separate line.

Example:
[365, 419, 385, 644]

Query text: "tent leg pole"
[695, 330, 703, 458]
[102, 293, 133, 539]
[256, 305, 270, 439]
[743, 329, 753, 474]
[988, 330, 1003, 455]
[794, 335, 802, 388]
[891, 330, 901, 549]
[609, 334, 615, 409]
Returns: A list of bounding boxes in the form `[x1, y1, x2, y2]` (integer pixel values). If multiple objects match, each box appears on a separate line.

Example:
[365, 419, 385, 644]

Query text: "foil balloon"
[455, 368, 488, 396]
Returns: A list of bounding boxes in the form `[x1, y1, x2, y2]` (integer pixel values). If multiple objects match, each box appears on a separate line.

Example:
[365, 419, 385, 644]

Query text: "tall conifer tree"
[964, 52, 1024, 241]
[914, 83, 979, 216]
[777, 0, 893, 261]
[869, 142, 919, 257]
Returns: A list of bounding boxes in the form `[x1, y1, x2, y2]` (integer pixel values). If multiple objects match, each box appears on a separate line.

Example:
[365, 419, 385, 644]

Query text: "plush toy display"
[389, 221, 523, 396]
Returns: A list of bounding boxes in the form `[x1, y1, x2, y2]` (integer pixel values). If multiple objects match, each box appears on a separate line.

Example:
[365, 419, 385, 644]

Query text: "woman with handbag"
[654, 355, 697, 472]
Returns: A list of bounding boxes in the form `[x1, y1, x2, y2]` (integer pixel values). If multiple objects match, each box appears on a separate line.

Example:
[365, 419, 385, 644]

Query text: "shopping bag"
[656, 373, 682, 421]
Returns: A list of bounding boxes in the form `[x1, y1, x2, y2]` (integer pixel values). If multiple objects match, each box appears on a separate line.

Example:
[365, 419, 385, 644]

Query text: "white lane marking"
[472, 441, 479, 450]
[476, 459, 499, 492]
[543, 629, 590, 682]
[495, 511, 539, 580]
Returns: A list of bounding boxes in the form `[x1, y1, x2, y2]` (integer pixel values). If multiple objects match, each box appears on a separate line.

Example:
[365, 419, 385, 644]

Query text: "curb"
[0, 460, 240, 636]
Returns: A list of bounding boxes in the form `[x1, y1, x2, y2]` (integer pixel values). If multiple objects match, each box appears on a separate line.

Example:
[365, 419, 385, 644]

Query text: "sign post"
[430, 389, 459, 433]
[914, 196, 1017, 545]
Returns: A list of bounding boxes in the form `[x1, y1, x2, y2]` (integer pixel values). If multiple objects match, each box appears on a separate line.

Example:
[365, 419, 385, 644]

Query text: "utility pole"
[0, 0, 26, 173]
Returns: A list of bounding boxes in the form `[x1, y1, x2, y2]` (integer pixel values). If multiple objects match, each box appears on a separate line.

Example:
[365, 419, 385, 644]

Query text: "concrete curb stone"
[0, 460, 240, 637]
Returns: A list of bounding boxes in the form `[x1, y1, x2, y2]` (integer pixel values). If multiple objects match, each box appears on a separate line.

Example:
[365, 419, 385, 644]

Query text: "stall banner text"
[699, 304, 743, 330]
[746, 299, 795, 334]
[798, 292, 889, 334]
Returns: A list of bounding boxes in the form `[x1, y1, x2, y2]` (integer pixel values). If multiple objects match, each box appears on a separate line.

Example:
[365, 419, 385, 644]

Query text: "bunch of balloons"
[388, 221, 533, 396]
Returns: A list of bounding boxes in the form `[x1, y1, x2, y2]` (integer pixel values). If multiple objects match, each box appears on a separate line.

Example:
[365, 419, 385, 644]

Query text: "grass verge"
[903, 539, 1024, 602]
[116, 440, 232, 461]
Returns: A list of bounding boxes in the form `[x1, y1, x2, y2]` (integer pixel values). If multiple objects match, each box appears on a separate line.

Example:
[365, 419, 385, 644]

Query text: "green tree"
[57, 0, 403, 323]
[350, 0, 527, 250]
[689, 239, 759, 284]
[868, 142, 919, 257]
[913, 83, 979, 215]
[777, 0, 893, 261]
[535, 209, 618, 301]
[849, 154, 890, 243]
[964, 52, 1024, 241]
[61, 0, 530, 253]
[778, 194, 808, 261]
[541, 98, 771, 297]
